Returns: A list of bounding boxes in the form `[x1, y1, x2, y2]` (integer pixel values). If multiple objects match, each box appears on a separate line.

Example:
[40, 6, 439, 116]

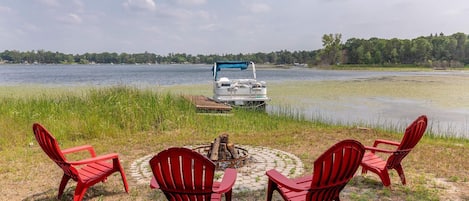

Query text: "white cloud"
[199, 23, 217, 31]
[2, 1, 469, 54]
[0, 5, 12, 13]
[245, 3, 271, 13]
[194, 10, 211, 20]
[154, 4, 211, 21]
[72, 0, 85, 12]
[144, 26, 162, 34]
[69, 13, 83, 23]
[22, 23, 41, 33]
[123, 0, 156, 12]
[58, 13, 83, 24]
[176, 0, 207, 6]
[35, 0, 60, 7]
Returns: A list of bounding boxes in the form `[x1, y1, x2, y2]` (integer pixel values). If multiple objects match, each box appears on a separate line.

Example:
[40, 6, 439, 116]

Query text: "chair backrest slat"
[149, 147, 216, 201]
[33, 123, 80, 181]
[33, 124, 64, 162]
[387, 115, 427, 168]
[170, 154, 184, 189]
[308, 140, 365, 200]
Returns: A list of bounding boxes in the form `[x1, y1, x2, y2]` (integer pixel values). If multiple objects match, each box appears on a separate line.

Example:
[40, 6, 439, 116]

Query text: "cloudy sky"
[1, 0, 469, 55]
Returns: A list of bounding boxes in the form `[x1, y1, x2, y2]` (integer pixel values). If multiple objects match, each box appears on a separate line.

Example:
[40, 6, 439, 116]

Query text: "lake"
[0, 64, 440, 86]
[1, 64, 468, 138]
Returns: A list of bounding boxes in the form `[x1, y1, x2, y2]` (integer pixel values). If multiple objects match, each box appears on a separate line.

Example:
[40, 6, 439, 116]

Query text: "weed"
[214, 172, 223, 180]
[449, 176, 459, 182]
[289, 167, 296, 176]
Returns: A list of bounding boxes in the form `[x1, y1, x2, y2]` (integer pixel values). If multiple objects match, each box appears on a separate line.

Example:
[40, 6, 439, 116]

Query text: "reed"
[0, 86, 317, 148]
[1, 85, 465, 148]
[0, 87, 185, 146]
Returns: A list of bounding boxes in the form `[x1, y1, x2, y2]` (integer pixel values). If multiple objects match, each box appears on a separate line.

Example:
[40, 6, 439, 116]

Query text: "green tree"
[452, 32, 466, 62]
[412, 37, 432, 63]
[399, 39, 413, 64]
[320, 33, 342, 65]
[344, 38, 365, 64]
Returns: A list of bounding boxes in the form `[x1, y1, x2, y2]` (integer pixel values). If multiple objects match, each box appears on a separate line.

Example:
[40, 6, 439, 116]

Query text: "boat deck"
[185, 95, 232, 112]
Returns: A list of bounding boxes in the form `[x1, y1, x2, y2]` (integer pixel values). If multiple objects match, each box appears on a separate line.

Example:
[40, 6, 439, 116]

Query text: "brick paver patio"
[129, 145, 304, 192]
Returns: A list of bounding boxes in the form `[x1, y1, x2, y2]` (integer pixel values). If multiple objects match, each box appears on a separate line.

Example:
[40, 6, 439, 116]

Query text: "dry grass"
[4, 125, 469, 200]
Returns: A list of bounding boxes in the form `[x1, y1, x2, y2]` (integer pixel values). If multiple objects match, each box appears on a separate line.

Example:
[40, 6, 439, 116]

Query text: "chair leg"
[225, 189, 232, 201]
[394, 165, 406, 185]
[120, 170, 130, 193]
[266, 179, 277, 201]
[378, 170, 391, 187]
[361, 166, 368, 175]
[73, 183, 88, 201]
[115, 158, 130, 193]
[58, 174, 71, 199]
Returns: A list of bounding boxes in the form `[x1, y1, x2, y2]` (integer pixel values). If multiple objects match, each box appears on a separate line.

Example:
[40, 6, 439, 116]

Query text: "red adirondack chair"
[32, 123, 129, 201]
[360, 115, 428, 187]
[149, 147, 237, 201]
[266, 139, 365, 201]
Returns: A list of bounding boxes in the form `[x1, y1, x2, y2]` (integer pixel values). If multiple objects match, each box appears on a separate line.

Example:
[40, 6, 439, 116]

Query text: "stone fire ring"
[129, 145, 304, 192]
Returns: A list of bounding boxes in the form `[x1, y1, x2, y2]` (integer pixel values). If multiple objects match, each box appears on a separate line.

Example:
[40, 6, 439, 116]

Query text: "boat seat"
[219, 77, 230, 82]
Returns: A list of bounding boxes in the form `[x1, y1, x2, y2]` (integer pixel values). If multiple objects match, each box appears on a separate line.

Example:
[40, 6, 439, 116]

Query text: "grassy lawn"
[1, 75, 469, 200]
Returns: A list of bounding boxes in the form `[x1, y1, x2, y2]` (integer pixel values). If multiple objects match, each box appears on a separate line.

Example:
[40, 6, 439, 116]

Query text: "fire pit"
[192, 134, 250, 170]
[130, 144, 304, 191]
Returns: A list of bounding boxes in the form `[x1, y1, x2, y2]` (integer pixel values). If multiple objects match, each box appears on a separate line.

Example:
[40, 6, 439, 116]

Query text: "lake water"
[0, 64, 438, 86]
[1, 64, 468, 138]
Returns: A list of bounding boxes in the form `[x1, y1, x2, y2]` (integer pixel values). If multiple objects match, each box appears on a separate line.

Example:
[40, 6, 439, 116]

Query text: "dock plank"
[185, 95, 232, 112]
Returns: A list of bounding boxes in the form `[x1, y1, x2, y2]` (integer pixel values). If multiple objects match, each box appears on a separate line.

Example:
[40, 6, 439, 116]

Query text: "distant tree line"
[0, 49, 318, 65]
[1, 32, 468, 68]
[320, 32, 469, 68]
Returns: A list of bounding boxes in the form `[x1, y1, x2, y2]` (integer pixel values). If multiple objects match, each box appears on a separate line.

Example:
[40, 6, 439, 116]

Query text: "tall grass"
[0, 86, 320, 149]
[0, 87, 192, 147]
[3, 86, 468, 150]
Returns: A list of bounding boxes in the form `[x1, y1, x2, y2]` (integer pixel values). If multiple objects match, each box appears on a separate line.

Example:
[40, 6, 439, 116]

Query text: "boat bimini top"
[212, 61, 256, 81]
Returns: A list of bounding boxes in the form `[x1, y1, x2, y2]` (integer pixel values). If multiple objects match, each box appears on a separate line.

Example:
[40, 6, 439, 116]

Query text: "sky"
[1, 0, 469, 55]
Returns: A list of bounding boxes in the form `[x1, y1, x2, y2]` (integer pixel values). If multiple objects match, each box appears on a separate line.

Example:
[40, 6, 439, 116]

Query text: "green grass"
[1, 86, 469, 200]
[0, 86, 317, 149]
[323, 64, 469, 71]
[0, 87, 186, 146]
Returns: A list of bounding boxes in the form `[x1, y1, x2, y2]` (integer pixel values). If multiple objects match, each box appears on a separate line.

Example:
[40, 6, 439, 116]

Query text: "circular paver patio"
[129, 145, 304, 192]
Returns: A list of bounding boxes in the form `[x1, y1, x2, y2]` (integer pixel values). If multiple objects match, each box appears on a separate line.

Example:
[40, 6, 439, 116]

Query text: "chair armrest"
[213, 168, 237, 193]
[61, 145, 97, 157]
[150, 177, 160, 189]
[364, 146, 396, 154]
[266, 169, 308, 192]
[68, 153, 119, 165]
[373, 139, 400, 147]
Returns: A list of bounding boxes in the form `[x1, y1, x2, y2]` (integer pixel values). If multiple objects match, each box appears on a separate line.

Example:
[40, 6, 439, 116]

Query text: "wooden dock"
[185, 95, 232, 112]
